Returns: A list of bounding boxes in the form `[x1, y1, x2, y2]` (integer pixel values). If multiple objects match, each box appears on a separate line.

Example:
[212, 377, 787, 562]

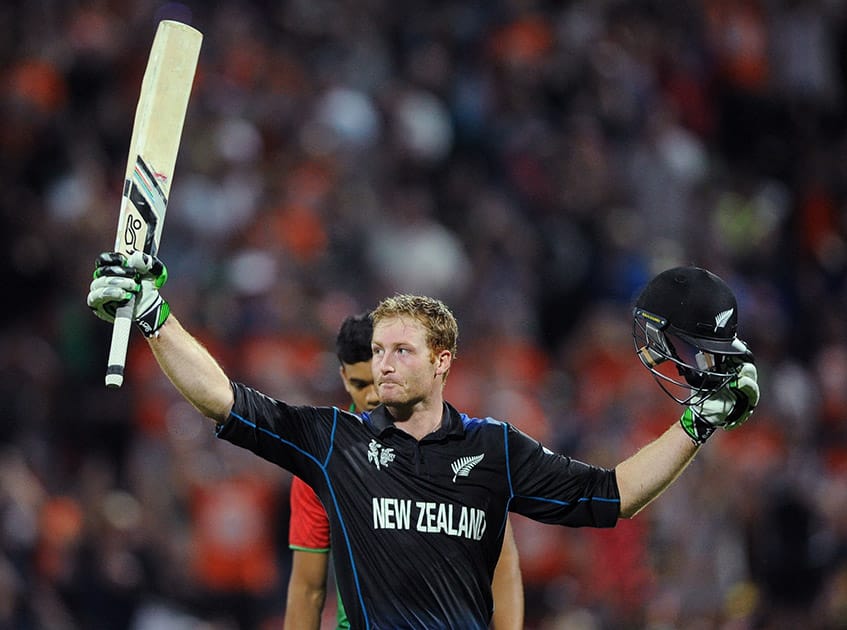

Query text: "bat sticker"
[121, 155, 168, 254]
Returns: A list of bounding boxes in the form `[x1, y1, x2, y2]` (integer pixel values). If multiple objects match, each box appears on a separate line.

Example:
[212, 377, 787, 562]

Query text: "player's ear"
[339, 365, 351, 392]
[434, 350, 452, 376]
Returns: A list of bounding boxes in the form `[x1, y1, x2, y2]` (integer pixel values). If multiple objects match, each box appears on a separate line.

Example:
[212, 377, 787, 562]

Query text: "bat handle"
[105, 298, 135, 389]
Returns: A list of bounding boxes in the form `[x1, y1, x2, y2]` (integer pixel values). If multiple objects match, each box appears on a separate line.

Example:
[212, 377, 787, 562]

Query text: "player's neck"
[386, 397, 444, 441]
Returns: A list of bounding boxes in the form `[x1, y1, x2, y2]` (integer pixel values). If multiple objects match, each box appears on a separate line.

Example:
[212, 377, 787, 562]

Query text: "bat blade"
[105, 20, 202, 389]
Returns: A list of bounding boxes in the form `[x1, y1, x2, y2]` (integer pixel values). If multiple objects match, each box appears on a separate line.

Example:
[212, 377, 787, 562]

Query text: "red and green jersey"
[289, 475, 349, 628]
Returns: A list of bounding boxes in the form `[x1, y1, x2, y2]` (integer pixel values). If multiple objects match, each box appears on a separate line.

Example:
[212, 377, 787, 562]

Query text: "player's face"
[371, 316, 451, 408]
[340, 360, 379, 412]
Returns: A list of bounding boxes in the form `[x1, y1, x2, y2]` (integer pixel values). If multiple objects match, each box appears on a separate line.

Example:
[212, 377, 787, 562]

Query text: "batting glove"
[679, 361, 760, 445]
[87, 251, 170, 337]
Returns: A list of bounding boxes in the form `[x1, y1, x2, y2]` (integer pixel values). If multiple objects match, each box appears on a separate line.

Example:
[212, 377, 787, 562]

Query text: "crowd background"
[2, 0, 847, 628]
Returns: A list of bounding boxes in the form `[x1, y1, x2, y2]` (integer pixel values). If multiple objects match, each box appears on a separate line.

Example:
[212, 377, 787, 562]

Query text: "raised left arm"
[615, 422, 698, 518]
[617, 361, 760, 518]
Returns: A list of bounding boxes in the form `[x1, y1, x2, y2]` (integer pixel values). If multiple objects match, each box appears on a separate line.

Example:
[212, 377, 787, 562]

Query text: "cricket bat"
[105, 20, 202, 389]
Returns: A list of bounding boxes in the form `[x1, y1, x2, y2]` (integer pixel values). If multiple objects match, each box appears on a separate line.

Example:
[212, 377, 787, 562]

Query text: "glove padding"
[87, 251, 170, 337]
[680, 361, 760, 445]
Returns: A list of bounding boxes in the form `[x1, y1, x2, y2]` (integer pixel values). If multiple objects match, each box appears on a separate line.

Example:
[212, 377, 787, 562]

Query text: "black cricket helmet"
[633, 266, 752, 404]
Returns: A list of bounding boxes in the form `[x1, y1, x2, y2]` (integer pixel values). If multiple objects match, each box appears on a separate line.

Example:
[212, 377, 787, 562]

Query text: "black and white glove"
[679, 361, 760, 445]
[87, 251, 170, 337]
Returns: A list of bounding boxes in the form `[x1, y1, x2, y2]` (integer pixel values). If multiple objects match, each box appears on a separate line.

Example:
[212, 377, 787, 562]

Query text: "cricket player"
[88, 254, 759, 629]
[285, 312, 523, 629]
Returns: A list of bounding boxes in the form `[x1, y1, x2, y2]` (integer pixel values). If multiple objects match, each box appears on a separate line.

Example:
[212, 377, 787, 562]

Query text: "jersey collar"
[365, 402, 465, 440]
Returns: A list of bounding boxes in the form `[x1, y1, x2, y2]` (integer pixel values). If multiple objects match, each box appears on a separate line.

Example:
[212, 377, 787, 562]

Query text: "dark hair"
[335, 312, 374, 365]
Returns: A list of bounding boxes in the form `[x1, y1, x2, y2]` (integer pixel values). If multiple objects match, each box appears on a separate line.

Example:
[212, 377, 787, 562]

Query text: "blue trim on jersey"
[501, 422, 515, 499]
[499, 422, 514, 538]
[459, 415, 517, 538]
[228, 409, 325, 468]
[496, 417, 620, 509]
[323, 406, 339, 467]
[514, 494, 620, 506]
[227, 408, 372, 628]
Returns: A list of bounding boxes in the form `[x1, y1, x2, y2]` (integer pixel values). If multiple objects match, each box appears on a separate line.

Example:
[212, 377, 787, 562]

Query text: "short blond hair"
[371, 294, 458, 359]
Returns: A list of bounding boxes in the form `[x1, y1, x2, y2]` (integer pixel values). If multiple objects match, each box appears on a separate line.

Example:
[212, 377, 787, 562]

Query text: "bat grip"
[105, 298, 135, 389]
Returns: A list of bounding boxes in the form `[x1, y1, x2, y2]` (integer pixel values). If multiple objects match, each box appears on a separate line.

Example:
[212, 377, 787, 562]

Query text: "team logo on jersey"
[367, 439, 395, 470]
[451, 454, 484, 482]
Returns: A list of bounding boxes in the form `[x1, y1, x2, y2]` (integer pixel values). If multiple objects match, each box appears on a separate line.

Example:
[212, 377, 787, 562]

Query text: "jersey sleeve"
[506, 423, 620, 527]
[215, 381, 340, 484]
[289, 476, 331, 552]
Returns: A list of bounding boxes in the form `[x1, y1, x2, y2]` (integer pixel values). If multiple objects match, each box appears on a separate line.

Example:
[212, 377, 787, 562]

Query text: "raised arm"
[616, 361, 760, 518]
[147, 316, 233, 422]
[87, 251, 233, 422]
[615, 423, 697, 518]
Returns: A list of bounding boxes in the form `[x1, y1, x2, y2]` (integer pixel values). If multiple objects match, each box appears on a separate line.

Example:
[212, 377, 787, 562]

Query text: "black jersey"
[218, 382, 620, 629]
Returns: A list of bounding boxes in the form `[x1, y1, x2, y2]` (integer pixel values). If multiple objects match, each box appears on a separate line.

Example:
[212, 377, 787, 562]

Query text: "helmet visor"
[673, 328, 751, 355]
[633, 309, 743, 404]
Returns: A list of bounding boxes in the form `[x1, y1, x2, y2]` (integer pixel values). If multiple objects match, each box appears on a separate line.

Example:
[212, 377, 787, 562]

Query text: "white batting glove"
[679, 361, 760, 445]
[87, 251, 170, 337]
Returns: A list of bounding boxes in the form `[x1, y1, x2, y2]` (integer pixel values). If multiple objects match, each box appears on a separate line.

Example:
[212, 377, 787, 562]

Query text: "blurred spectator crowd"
[3, 0, 847, 628]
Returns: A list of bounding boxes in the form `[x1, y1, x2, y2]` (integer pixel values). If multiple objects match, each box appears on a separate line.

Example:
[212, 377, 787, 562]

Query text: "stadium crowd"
[2, 0, 847, 627]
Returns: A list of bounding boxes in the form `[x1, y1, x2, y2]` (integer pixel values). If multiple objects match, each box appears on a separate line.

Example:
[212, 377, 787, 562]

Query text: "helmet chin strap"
[637, 344, 665, 368]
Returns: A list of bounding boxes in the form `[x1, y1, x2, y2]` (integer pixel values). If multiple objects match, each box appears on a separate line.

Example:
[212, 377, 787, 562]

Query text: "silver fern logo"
[714, 308, 734, 331]
[451, 454, 484, 483]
